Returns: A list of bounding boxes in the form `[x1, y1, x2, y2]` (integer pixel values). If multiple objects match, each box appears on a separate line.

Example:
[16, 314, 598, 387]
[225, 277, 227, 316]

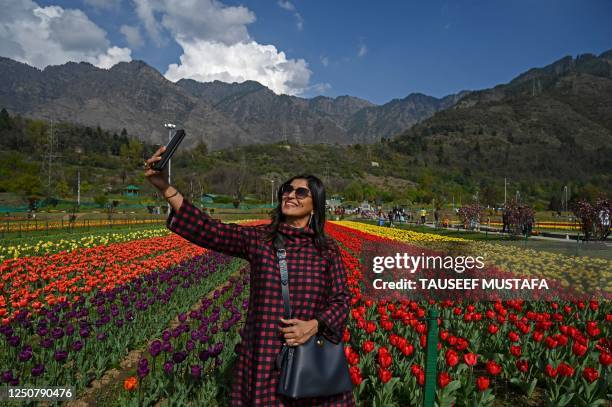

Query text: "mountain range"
[391, 49, 612, 183]
[0, 56, 463, 150]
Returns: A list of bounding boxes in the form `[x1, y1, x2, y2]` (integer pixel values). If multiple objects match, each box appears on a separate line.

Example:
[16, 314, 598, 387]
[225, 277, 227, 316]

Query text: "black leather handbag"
[273, 235, 353, 399]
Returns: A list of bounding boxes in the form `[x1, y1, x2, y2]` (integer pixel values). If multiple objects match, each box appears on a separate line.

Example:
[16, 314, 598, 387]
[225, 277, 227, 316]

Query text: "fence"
[0, 215, 167, 238]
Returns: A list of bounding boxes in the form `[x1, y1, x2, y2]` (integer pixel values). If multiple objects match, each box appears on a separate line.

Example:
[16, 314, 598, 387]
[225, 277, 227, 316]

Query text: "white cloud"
[309, 82, 331, 94]
[277, 0, 295, 11]
[320, 56, 329, 67]
[165, 40, 310, 95]
[83, 0, 122, 11]
[294, 12, 304, 31]
[135, 0, 312, 95]
[277, 0, 303, 31]
[120, 24, 144, 48]
[358, 43, 368, 57]
[94, 46, 132, 68]
[0, 0, 131, 69]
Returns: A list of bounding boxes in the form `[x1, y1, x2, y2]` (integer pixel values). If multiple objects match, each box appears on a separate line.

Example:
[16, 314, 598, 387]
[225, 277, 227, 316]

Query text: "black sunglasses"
[280, 184, 311, 199]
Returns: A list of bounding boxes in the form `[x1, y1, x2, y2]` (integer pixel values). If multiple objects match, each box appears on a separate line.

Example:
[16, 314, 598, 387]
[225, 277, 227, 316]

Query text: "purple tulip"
[115, 319, 124, 328]
[190, 365, 202, 379]
[163, 361, 174, 375]
[137, 358, 149, 378]
[186, 340, 195, 352]
[18, 347, 33, 362]
[178, 313, 187, 322]
[54, 350, 68, 362]
[8, 335, 20, 347]
[40, 338, 53, 348]
[51, 327, 64, 340]
[198, 350, 210, 362]
[79, 327, 90, 338]
[72, 341, 83, 352]
[162, 341, 173, 353]
[172, 351, 187, 364]
[1, 370, 13, 383]
[65, 324, 75, 336]
[31, 364, 45, 377]
[96, 332, 107, 341]
[149, 340, 162, 357]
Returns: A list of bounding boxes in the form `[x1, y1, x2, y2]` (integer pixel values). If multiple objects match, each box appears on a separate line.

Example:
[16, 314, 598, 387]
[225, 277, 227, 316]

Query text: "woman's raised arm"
[165, 192, 254, 261]
[144, 148, 254, 261]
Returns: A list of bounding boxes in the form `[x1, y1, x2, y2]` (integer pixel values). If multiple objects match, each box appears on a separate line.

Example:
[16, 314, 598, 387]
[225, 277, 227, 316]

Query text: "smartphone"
[153, 129, 186, 171]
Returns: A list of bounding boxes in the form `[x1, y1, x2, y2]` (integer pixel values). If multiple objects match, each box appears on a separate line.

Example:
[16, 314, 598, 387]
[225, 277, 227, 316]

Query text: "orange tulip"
[123, 376, 138, 391]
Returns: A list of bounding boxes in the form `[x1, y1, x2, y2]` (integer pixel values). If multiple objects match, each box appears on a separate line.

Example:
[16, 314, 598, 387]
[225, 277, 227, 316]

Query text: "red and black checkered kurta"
[167, 199, 355, 406]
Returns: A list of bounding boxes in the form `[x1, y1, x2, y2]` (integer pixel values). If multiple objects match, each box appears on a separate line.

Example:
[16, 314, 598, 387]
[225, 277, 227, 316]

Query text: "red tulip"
[533, 331, 544, 342]
[557, 362, 574, 377]
[377, 352, 392, 369]
[463, 353, 478, 366]
[438, 372, 451, 388]
[516, 359, 529, 373]
[545, 336, 558, 349]
[417, 371, 425, 386]
[572, 341, 588, 357]
[362, 340, 375, 354]
[599, 352, 612, 366]
[342, 328, 350, 342]
[348, 352, 360, 366]
[381, 320, 394, 331]
[486, 361, 501, 376]
[445, 349, 459, 367]
[401, 344, 414, 357]
[349, 366, 363, 385]
[508, 331, 520, 342]
[510, 345, 522, 357]
[378, 367, 392, 383]
[487, 324, 499, 334]
[545, 364, 557, 378]
[582, 367, 599, 383]
[476, 376, 489, 391]
[455, 338, 469, 351]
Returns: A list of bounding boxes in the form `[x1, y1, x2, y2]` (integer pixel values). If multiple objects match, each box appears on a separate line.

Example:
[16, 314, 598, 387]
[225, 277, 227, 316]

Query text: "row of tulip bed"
[0, 226, 171, 262]
[325, 221, 611, 406]
[1, 220, 610, 406]
[0, 221, 257, 406]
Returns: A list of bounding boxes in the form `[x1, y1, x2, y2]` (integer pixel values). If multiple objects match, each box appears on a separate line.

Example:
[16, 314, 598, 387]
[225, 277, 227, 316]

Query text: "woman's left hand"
[279, 318, 318, 346]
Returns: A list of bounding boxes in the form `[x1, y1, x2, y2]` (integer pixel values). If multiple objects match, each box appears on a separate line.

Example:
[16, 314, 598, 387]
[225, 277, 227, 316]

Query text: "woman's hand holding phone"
[144, 146, 170, 192]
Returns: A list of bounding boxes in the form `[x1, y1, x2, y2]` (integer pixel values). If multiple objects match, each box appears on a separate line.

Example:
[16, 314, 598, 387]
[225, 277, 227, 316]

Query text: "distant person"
[420, 208, 427, 224]
[502, 210, 509, 233]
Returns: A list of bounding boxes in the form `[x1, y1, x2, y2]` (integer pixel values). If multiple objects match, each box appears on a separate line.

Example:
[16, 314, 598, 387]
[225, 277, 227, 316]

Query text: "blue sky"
[4, 0, 612, 104]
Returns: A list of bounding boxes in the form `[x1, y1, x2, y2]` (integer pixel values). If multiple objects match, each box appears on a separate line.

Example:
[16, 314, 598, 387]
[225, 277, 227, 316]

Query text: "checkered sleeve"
[166, 198, 252, 261]
[316, 241, 350, 343]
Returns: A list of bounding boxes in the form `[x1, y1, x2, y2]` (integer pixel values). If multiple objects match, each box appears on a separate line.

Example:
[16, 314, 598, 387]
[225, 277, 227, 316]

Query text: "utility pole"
[271, 179, 275, 206]
[42, 121, 62, 196]
[77, 170, 81, 206]
[504, 177, 507, 208]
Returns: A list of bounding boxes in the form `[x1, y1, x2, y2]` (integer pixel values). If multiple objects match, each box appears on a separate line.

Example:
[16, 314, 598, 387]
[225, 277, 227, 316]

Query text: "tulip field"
[0, 221, 610, 406]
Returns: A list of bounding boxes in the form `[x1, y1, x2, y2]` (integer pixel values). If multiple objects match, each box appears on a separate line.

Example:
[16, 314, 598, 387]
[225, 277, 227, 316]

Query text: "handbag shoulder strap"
[274, 234, 292, 319]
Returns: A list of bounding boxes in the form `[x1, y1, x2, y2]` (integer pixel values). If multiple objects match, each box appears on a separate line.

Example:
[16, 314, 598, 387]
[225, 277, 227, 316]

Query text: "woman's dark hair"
[265, 174, 336, 256]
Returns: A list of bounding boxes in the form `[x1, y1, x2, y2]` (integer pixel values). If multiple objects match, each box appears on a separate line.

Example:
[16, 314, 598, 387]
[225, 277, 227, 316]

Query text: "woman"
[144, 147, 355, 406]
